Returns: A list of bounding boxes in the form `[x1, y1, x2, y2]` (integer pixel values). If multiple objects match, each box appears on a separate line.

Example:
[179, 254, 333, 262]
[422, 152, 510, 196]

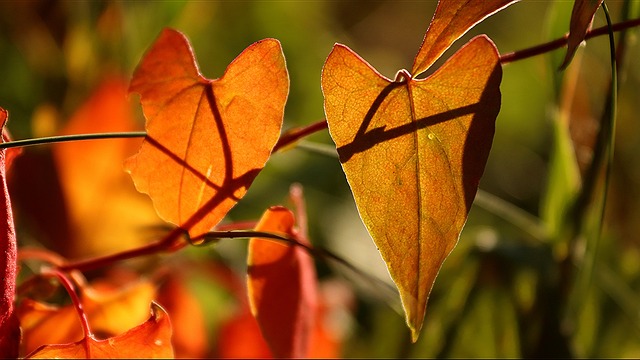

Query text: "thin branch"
[500, 17, 640, 64]
[194, 229, 400, 303]
[0, 132, 147, 149]
[40, 269, 93, 346]
[273, 120, 328, 153]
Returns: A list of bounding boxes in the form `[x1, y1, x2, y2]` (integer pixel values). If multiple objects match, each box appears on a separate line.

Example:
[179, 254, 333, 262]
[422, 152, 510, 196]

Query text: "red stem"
[58, 227, 186, 273]
[500, 17, 640, 64]
[273, 120, 328, 153]
[41, 269, 93, 355]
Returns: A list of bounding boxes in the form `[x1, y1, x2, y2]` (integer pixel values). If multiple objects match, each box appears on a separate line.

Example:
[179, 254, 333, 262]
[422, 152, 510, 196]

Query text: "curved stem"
[195, 229, 400, 304]
[41, 268, 93, 351]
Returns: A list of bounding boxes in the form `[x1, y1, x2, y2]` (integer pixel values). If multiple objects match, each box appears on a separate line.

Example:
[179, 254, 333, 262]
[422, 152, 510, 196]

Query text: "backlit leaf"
[247, 206, 318, 358]
[18, 278, 156, 355]
[125, 28, 289, 239]
[322, 36, 502, 341]
[26, 302, 173, 359]
[559, 0, 604, 70]
[412, 0, 519, 76]
[0, 108, 21, 358]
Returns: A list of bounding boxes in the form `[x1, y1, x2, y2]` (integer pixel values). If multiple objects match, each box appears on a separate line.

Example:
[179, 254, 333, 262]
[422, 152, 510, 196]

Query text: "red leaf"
[247, 206, 318, 358]
[0, 108, 21, 358]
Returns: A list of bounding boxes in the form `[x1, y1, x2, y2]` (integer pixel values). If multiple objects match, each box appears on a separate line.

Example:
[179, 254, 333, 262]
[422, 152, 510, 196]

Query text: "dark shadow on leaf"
[461, 63, 502, 212]
[336, 61, 502, 215]
[336, 81, 483, 163]
[143, 82, 262, 233]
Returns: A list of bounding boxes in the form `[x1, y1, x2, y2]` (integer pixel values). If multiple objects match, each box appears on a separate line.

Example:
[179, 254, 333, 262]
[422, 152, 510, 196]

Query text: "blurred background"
[1, 0, 639, 358]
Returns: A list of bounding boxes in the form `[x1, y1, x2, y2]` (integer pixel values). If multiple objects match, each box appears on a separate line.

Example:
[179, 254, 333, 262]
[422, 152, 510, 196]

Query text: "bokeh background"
[1, 0, 639, 357]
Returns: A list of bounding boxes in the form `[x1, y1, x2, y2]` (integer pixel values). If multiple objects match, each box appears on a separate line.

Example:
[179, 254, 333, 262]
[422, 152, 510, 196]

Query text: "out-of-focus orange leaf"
[559, 0, 604, 70]
[217, 279, 350, 359]
[52, 77, 161, 258]
[412, 0, 519, 76]
[18, 278, 156, 355]
[217, 308, 272, 359]
[0, 108, 21, 358]
[26, 302, 173, 359]
[157, 271, 208, 358]
[125, 28, 289, 240]
[247, 206, 318, 358]
[306, 279, 353, 359]
[322, 34, 502, 341]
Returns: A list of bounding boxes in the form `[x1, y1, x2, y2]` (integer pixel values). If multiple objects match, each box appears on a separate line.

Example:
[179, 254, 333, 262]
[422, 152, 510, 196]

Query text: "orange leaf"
[322, 36, 502, 341]
[217, 280, 348, 359]
[125, 28, 289, 239]
[157, 271, 208, 357]
[216, 308, 273, 359]
[412, 0, 519, 76]
[52, 77, 161, 258]
[18, 278, 156, 355]
[559, 0, 604, 70]
[26, 302, 173, 359]
[0, 108, 20, 358]
[247, 206, 318, 358]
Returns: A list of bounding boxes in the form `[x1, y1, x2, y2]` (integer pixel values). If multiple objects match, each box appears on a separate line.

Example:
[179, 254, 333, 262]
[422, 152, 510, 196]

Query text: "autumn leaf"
[26, 302, 173, 359]
[412, 0, 520, 76]
[322, 13, 503, 341]
[559, 0, 604, 70]
[217, 308, 273, 359]
[218, 279, 349, 359]
[18, 277, 156, 355]
[156, 271, 208, 357]
[125, 28, 289, 240]
[247, 206, 318, 358]
[0, 108, 21, 358]
[52, 77, 161, 258]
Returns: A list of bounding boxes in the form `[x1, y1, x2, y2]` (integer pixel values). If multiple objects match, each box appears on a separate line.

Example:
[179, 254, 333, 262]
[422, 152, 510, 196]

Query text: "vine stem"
[57, 227, 186, 273]
[499, 17, 640, 64]
[40, 268, 93, 356]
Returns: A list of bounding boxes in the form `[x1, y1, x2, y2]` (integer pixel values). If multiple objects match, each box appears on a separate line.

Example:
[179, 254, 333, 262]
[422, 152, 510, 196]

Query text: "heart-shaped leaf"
[125, 28, 289, 239]
[322, 34, 502, 340]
